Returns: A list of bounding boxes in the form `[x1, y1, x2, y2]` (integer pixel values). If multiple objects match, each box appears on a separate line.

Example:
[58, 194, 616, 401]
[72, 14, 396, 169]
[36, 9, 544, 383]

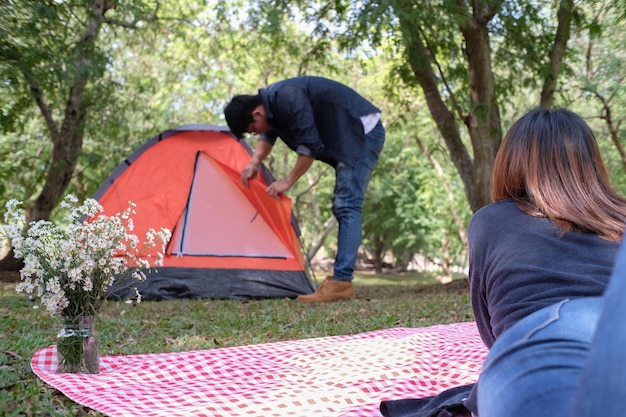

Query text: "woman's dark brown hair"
[492, 107, 626, 241]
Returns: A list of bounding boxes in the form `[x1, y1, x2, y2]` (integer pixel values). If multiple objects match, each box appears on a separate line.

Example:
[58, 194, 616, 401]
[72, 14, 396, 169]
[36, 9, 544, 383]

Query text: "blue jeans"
[331, 121, 385, 281]
[477, 236, 626, 417]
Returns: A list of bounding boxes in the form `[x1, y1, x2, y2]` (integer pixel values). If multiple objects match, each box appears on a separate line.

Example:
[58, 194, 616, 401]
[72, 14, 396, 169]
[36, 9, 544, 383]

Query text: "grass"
[0, 271, 473, 416]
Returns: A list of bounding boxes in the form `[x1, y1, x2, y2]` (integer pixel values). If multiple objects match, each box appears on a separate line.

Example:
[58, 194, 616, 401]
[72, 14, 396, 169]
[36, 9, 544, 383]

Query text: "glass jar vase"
[56, 315, 100, 374]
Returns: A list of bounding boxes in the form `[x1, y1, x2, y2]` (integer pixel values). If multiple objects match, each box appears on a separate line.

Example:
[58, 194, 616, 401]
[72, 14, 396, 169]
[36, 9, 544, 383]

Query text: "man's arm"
[242, 140, 274, 187]
[266, 154, 314, 198]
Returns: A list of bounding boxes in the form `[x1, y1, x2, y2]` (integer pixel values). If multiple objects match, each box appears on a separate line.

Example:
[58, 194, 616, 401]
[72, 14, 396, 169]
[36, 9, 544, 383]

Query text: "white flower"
[0, 195, 170, 317]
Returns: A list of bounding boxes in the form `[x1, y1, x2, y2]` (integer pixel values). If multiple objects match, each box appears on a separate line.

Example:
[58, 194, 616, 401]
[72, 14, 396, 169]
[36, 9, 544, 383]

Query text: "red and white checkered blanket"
[31, 321, 486, 417]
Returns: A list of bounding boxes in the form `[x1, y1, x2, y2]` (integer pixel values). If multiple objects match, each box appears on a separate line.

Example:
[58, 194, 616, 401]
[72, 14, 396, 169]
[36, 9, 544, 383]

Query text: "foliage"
[566, 1, 626, 192]
[0, 195, 170, 317]
[0, 0, 177, 220]
[245, 1, 613, 212]
[0, 272, 472, 415]
[1, 0, 626, 274]
[362, 112, 471, 270]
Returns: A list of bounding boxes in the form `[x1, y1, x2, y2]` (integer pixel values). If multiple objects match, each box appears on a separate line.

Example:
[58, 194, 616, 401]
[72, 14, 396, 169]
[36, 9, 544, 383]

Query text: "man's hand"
[241, 162, 259, 187]
[266, 179, 293, 199]
[265, 154, 314, 198]
[242, 140, 274, 187]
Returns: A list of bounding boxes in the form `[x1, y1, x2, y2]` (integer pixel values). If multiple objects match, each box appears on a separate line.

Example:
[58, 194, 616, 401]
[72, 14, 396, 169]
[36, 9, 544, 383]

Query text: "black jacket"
[259, 76, 380, 168]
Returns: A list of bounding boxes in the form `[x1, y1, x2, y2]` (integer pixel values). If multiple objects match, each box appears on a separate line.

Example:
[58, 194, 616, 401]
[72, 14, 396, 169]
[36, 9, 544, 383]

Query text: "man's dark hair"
[224, 94, 262, 138]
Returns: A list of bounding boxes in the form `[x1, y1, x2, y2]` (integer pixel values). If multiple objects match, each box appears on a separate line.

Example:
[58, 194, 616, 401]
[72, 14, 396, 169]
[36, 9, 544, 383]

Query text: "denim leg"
[332, 122, 385, 281]
[569, 237, 626, 417]
[477, 297, 603, 417]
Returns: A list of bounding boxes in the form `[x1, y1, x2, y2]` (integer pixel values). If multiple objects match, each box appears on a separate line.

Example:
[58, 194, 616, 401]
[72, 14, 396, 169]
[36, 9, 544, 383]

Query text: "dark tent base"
[107, 267, 315, 301]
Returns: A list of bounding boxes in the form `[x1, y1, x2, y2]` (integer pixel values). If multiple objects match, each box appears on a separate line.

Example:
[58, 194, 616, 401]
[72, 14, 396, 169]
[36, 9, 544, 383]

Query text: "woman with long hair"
[468, 107, 626, 416]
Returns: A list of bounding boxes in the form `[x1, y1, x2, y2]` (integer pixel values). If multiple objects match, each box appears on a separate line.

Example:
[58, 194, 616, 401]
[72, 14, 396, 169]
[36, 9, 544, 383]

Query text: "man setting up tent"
[224, 76, 385, 303]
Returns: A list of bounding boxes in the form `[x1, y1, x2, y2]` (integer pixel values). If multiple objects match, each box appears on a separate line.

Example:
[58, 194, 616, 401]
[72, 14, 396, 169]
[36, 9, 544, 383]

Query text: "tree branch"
[414, 135, 467, 245]
[102, 1, 168, 29]
[593, 90, 626, 173]
[540, 0, 573, 108]
[19, 66, 60, 139]
[306, 216, 337, 261]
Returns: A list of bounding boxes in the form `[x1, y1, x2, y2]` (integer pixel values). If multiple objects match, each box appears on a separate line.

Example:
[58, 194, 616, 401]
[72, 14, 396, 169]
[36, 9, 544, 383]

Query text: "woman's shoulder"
[468, 199, 545, 247]
[471, 199, 522, 225]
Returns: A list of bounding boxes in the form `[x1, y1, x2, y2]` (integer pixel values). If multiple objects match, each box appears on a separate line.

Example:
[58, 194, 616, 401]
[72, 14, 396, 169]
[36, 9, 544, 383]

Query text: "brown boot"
[296, 276, 355, 303]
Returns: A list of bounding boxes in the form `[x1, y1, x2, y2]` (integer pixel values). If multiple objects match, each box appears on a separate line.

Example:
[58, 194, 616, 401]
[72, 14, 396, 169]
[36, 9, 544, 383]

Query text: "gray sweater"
[468, 199, 619, 348]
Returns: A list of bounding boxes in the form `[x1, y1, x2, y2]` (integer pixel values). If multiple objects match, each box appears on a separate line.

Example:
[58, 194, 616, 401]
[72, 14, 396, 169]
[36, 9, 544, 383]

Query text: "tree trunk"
[398, 248, 411, 273]
[458, 0, 503, 211]
[306, 216, 337, 261]
[393, 0, 502, 212]
[1, 0, 114, 270]
[0, 248, 23, 271]
[540, 0, 573, 108]
[373, 236, 385, 274]
[27, 0, 113, 223]
[437, 232, 453, 284]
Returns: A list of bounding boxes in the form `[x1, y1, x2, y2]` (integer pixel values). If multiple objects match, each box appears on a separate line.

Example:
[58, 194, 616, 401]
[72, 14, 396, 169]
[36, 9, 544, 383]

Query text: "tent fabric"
[31, 321, 487, 417]
[94, 125, 314, 300]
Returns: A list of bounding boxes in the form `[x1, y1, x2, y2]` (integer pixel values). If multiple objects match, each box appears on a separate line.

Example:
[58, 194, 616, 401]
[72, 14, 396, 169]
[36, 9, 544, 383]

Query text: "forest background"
[1, 0, 625, 279]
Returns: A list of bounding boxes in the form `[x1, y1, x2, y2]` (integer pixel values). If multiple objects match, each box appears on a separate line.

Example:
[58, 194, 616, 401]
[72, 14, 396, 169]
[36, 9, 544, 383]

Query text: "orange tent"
[96, 125, 314, 300]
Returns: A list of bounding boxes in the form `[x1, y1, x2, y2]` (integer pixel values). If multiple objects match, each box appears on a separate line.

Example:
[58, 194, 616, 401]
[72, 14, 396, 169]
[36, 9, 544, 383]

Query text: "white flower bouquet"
[1, 194, 171, 317]
[1, 195, 170, 373]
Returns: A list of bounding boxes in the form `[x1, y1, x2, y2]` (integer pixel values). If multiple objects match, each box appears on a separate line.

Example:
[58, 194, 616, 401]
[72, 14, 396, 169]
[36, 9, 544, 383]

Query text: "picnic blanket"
[31, 321, 487, 417]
